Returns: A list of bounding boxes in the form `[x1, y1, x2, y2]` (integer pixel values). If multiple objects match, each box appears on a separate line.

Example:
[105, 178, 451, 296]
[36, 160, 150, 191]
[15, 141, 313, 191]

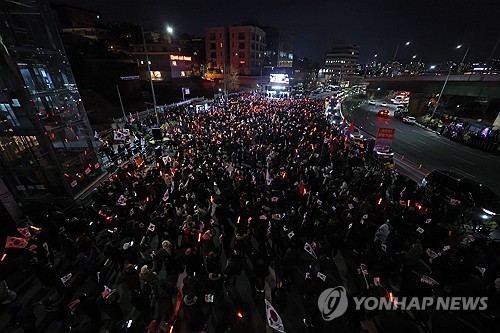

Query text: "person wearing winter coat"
[122, 264, 141, 292]
[374, 220, 391, 244]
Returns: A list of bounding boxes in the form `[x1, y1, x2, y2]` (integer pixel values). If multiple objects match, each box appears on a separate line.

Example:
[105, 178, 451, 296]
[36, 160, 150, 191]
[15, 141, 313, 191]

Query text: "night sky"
[52, 0, 500, 64]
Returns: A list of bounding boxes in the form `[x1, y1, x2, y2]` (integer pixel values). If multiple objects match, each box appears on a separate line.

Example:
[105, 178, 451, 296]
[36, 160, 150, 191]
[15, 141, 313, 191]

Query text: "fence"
[111, 97, 206, 127]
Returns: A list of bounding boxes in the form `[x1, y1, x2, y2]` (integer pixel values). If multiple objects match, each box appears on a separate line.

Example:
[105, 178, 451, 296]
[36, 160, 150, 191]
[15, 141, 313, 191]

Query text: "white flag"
[265, 299, 285, 333]
[265, 169, 272, 186]
[304, 242, 317, 259]
[61, 273, 73, 285]
[162, 189, 170, 201]
[113, 131, 125, 141]
[317, 271, 327, 281]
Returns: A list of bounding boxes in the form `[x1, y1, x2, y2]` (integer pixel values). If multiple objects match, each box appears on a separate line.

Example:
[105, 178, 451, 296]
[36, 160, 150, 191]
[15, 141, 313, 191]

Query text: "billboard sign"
[374, 128, 396, 153]
[270, 73, 289, 84]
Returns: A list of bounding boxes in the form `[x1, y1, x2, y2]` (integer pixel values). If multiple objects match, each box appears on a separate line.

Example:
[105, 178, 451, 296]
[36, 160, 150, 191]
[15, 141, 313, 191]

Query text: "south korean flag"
[265, 299, 285, 333]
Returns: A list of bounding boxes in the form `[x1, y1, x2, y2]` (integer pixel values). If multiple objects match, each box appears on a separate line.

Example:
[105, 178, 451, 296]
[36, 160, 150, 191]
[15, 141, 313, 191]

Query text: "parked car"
[402, 116, 416, 124]
[422, 170, 500, 225]
[380, 102, 388, 107]
[368, 100, 376, 105]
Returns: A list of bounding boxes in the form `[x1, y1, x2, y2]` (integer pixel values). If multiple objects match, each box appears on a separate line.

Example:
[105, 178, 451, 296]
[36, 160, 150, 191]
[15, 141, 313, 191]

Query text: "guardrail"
[112, 97, 206, 126]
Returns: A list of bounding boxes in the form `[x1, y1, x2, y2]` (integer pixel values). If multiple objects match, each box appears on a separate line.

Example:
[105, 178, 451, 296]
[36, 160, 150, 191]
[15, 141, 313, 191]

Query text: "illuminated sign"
[374, 128, 396, 153]
[170, 55, 192, 61]
[270, 73, 289, 84]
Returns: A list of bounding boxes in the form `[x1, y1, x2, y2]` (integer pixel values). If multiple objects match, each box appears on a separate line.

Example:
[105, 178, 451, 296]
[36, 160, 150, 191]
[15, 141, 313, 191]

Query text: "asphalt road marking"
[395, 128, 403, 133]
[453, 155, 474, 165]
[409, 145, 423, 153]
[416, 139, 431, 147]
[394, 154, 427, 176]
[453, 167, 476, 178]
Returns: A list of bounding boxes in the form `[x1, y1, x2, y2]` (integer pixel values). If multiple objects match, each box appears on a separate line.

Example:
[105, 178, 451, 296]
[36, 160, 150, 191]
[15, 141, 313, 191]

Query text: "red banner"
[374, 128, 396, 152]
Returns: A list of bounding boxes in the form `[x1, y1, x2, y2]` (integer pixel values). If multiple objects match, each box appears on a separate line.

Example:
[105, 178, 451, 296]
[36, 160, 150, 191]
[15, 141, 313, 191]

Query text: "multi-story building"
[228, 25, 265, 75]
[205, 27, 227, 73]
[0, 0, 103, 217]
[324, 43, 360, 83]
[205, 25, 265, 77]
[262, 26, 294, 70]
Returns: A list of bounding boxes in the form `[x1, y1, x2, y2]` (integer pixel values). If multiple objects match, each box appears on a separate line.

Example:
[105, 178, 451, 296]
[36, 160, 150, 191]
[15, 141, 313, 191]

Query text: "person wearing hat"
[206, 272, 224, 298]
[182, 293, 205, 332]
[155, 239, 175, 274]
[183, 247, 202, 276]
[139, 265, 159, 295]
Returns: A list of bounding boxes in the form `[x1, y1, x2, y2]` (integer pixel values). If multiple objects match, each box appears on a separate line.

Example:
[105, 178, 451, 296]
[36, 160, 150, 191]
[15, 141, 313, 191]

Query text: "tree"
[225, 66, 239, 92]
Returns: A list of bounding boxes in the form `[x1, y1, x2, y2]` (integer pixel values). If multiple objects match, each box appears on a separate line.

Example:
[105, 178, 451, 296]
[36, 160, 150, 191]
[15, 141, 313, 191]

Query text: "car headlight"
[481, 214, 491, 220]
[482, 208, 496, 216]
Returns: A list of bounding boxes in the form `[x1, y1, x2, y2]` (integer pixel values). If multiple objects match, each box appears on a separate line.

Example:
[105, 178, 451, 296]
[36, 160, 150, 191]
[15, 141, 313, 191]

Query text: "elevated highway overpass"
[364, 74, 500, 97]
[363, 74, 500, 121]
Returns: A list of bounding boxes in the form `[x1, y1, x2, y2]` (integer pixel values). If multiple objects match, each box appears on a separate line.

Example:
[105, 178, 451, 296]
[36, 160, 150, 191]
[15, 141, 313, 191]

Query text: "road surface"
[342, 96, 500, 195]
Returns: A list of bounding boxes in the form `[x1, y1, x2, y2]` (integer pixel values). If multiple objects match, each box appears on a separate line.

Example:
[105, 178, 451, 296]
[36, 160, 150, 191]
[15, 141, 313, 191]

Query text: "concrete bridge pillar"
[408, 93, 433, 116]
[493, 111, 500, 130]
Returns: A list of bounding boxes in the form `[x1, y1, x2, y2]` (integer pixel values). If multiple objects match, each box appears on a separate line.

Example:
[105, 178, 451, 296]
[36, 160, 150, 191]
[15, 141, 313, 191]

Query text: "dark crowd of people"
[1, 93, 500, 333]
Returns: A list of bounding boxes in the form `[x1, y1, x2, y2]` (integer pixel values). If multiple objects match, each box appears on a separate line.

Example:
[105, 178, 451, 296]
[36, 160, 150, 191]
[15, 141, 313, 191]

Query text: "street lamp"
[393, 41, 410, 61]
[430, 65, 452, 119]
[166, 26, 174, 34]
[456, 44, 470, 73]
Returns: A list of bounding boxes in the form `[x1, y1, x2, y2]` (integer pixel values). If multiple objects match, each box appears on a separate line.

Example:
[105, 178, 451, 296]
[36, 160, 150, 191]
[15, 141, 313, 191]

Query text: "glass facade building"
[0, 0, 102, 209]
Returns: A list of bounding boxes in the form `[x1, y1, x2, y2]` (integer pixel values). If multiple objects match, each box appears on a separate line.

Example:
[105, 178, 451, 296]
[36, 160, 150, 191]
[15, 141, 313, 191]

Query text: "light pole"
[116, 84, 127, 122]
[430, 65, 452, 119]
[141, 26, 159, 126]
[456, 44, 470, 73]
[393, 41, 410, 62]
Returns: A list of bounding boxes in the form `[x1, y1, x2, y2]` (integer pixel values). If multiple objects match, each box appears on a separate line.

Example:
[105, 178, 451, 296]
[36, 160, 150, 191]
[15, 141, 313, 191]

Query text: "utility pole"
[116, 84, 127, 122]
[141, 26, 159, 126]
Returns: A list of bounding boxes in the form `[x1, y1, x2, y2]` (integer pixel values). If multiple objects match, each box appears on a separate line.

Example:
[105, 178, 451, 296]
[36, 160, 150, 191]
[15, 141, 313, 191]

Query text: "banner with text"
[374, 128, 396, 153]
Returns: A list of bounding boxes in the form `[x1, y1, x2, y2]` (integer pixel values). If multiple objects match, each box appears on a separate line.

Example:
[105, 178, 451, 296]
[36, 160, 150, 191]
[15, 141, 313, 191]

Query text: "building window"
[209, 33, 215, 40]
[238, 32, 245, 39]
[210, 52, 216, 58]
[238, 42, 245, 49]
[239, 53, 245, 58]
[210, 43, 216, 50]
